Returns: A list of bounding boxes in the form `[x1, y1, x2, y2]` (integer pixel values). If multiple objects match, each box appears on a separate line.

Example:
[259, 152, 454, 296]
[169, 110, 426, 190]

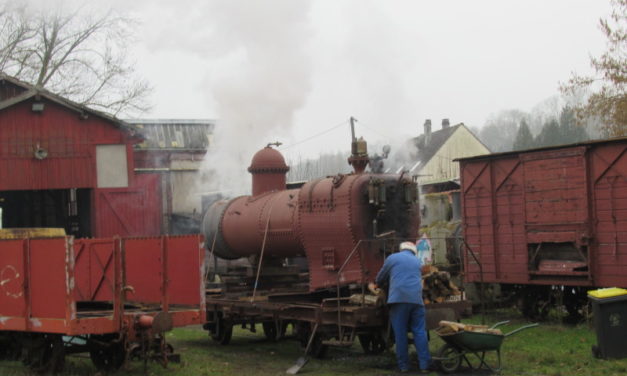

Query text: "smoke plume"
[195, 0, 315, 196]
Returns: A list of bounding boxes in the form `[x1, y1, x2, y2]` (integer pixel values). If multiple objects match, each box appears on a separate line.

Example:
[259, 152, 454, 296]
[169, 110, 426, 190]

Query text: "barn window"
[96, 145, 128, 188]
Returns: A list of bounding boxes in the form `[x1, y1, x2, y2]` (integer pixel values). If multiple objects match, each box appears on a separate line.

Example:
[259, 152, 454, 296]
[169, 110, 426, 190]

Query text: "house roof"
[127, 119, 215, 151]
[413, 123, 463, 167]
[0, 73, 139, 135]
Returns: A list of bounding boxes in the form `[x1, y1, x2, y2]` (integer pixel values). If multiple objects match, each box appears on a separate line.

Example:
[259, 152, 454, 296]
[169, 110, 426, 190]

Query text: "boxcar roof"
[455, 136, 627, 162]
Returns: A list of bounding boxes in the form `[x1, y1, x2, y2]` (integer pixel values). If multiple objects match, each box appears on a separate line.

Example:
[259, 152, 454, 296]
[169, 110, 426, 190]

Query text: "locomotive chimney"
[248, 143, 290, 196]
[348, 117, 369, 173]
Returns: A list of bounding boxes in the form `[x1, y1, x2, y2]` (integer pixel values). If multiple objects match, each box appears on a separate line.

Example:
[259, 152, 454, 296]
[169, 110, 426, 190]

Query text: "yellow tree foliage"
[561, 0, 627, 137]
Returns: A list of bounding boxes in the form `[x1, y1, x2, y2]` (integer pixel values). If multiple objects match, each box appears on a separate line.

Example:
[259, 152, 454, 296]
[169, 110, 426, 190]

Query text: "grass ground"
[1, 309, 626, 375]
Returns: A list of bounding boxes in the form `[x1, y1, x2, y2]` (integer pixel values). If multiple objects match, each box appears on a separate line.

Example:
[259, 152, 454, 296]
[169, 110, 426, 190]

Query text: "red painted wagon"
[0, 232, 204, 372]
[458, 137, 627, 318]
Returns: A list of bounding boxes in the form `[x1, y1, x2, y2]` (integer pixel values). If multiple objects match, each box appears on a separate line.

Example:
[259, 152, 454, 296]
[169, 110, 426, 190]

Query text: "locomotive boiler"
[202, 137, 420, 291]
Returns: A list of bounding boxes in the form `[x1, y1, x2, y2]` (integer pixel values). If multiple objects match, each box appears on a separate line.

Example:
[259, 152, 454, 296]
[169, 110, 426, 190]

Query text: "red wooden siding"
[0, 98, 132, 190]
[461, 139, 627, 288]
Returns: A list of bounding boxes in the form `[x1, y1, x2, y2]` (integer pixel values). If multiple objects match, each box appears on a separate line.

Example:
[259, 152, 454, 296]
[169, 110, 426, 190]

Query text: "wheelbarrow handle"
[504, 323, 539, 337]
[489, 320, 510, 329]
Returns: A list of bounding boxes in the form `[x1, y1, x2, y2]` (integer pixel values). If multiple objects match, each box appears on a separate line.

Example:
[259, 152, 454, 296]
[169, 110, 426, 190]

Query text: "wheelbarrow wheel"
[437, 343, 462, 374]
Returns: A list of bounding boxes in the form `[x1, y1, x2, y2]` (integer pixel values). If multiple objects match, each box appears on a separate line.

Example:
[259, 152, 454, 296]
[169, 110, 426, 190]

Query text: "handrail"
[251, 195, 279, 303]
[461, 238, 485, 325]
[336, 239, 364, 338]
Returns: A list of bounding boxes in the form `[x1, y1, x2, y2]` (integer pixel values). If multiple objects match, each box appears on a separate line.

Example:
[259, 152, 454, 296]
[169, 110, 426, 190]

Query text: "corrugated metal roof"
[127, 119, 215, 150]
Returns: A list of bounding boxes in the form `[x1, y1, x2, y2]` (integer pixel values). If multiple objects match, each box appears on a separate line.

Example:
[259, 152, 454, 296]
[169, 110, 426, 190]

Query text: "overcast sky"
[27, 0, 613, 159]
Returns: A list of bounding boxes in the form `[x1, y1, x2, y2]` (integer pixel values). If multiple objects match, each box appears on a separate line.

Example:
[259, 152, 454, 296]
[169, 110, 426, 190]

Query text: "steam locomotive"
[202, 136, 419, 292]
[199, 132, 470, 355]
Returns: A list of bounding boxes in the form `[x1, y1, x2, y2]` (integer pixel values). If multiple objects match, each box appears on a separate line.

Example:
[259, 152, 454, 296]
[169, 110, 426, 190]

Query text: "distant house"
[128, 119, 215, 234]
[412, 119, 490, 193]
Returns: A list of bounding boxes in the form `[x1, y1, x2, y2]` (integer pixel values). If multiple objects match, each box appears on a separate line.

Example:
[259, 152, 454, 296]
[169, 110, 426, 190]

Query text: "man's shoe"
[418, 363, 438, 373]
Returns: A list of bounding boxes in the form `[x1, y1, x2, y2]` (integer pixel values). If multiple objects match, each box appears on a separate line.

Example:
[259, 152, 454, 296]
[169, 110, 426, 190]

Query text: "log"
[348, 294, 384, 307]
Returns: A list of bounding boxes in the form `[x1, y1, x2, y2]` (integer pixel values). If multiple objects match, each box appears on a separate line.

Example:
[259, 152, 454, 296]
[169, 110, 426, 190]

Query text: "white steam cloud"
[194, 0, 314, 196]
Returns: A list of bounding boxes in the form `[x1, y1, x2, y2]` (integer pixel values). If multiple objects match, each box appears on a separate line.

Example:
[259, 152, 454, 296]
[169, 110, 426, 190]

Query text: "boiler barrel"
[202, 189, 304, 260]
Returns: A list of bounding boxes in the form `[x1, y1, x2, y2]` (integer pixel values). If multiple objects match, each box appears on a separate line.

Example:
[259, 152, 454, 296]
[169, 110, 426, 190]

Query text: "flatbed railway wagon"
[0, 230, 205, 373]
[458, 137, 627, 317]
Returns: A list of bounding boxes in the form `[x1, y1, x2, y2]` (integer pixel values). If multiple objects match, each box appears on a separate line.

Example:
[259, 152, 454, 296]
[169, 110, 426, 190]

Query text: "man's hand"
[368, 282, 382, 295]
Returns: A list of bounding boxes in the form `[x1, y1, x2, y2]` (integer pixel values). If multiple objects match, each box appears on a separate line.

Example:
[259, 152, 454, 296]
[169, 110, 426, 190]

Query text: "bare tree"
[561, 0, 626, 137]
[0, 3, 151, 116]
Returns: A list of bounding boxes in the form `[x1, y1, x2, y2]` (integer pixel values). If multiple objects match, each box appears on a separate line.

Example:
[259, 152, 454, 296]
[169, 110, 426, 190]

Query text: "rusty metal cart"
[435, 321, 538, 373]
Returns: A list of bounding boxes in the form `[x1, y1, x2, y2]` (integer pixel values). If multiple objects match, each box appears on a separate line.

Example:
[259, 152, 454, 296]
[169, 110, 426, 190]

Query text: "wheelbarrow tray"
[438, 330, 505, 352]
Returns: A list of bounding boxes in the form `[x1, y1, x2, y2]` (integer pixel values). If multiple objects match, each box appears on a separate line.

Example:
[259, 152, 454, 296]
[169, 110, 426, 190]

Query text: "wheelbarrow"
[434, 321, 538, 373]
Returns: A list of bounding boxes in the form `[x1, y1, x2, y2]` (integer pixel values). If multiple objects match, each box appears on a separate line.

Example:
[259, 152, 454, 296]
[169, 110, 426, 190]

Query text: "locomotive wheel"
[24, 334, 65, 374]
[358, 333, 387, 355]
[262, 321, 287, 341]
[436, 343, 462, 374]
[211, 322, 233, 345]
[89, 335, 126, 372]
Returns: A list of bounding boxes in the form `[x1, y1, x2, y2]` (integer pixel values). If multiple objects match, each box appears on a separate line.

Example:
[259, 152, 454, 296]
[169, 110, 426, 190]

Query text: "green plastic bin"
[588, 289, 627, 359]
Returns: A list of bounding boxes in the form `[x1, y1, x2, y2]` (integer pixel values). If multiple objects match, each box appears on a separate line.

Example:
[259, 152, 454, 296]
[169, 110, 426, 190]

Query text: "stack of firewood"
[421, 265, 462, 304]
[437, 320, 503, 335]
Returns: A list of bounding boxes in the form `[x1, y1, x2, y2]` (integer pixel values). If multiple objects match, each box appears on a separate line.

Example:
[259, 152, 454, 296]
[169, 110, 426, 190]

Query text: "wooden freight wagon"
[0, 232, 204, 373]
[458, 137, 627, 318]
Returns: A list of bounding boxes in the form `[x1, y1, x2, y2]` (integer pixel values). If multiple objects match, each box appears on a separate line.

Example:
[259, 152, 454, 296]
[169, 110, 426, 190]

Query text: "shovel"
[286, 323, 319, 375]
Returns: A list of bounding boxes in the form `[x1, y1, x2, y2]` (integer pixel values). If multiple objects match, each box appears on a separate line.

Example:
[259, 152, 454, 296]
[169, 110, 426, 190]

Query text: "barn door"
[94, 174, 161, 237]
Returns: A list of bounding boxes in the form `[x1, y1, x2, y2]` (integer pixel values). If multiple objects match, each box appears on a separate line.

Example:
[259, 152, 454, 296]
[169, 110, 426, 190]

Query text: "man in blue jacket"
[376, 241, 432, 373]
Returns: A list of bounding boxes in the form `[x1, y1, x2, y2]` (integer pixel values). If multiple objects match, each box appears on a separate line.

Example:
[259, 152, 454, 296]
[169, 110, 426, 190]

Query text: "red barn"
[0, 74, 161, 237]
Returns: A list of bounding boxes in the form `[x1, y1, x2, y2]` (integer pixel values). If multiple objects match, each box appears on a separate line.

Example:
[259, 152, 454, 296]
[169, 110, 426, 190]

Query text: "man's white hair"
[399, 241, 417, 256]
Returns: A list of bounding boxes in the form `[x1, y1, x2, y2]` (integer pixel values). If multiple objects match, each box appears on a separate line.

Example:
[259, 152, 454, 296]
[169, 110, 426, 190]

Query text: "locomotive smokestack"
[248, 144, 290, 196]
[348, 117, 369, 174]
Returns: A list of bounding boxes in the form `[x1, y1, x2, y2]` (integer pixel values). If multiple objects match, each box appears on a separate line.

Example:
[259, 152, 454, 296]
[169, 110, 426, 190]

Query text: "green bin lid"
[588, 287, 627, 299]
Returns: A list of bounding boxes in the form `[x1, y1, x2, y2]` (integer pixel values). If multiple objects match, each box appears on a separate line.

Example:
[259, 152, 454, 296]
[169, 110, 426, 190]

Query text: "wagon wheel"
[262, 321, 287, 341]
[358, 333, 387, 355]
[89, 335, 126, 372]
[436, 343, 462, 374]
[211, 321, 233, 345]
[24, 334, 65, 374]
[0, 333, 20, 361]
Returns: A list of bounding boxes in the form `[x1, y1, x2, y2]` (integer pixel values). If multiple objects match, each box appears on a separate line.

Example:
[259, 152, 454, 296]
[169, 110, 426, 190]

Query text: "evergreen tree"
[558, 107, 589, 144]
[535, 119, 561, 147]
[513, 119, 534, 150]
